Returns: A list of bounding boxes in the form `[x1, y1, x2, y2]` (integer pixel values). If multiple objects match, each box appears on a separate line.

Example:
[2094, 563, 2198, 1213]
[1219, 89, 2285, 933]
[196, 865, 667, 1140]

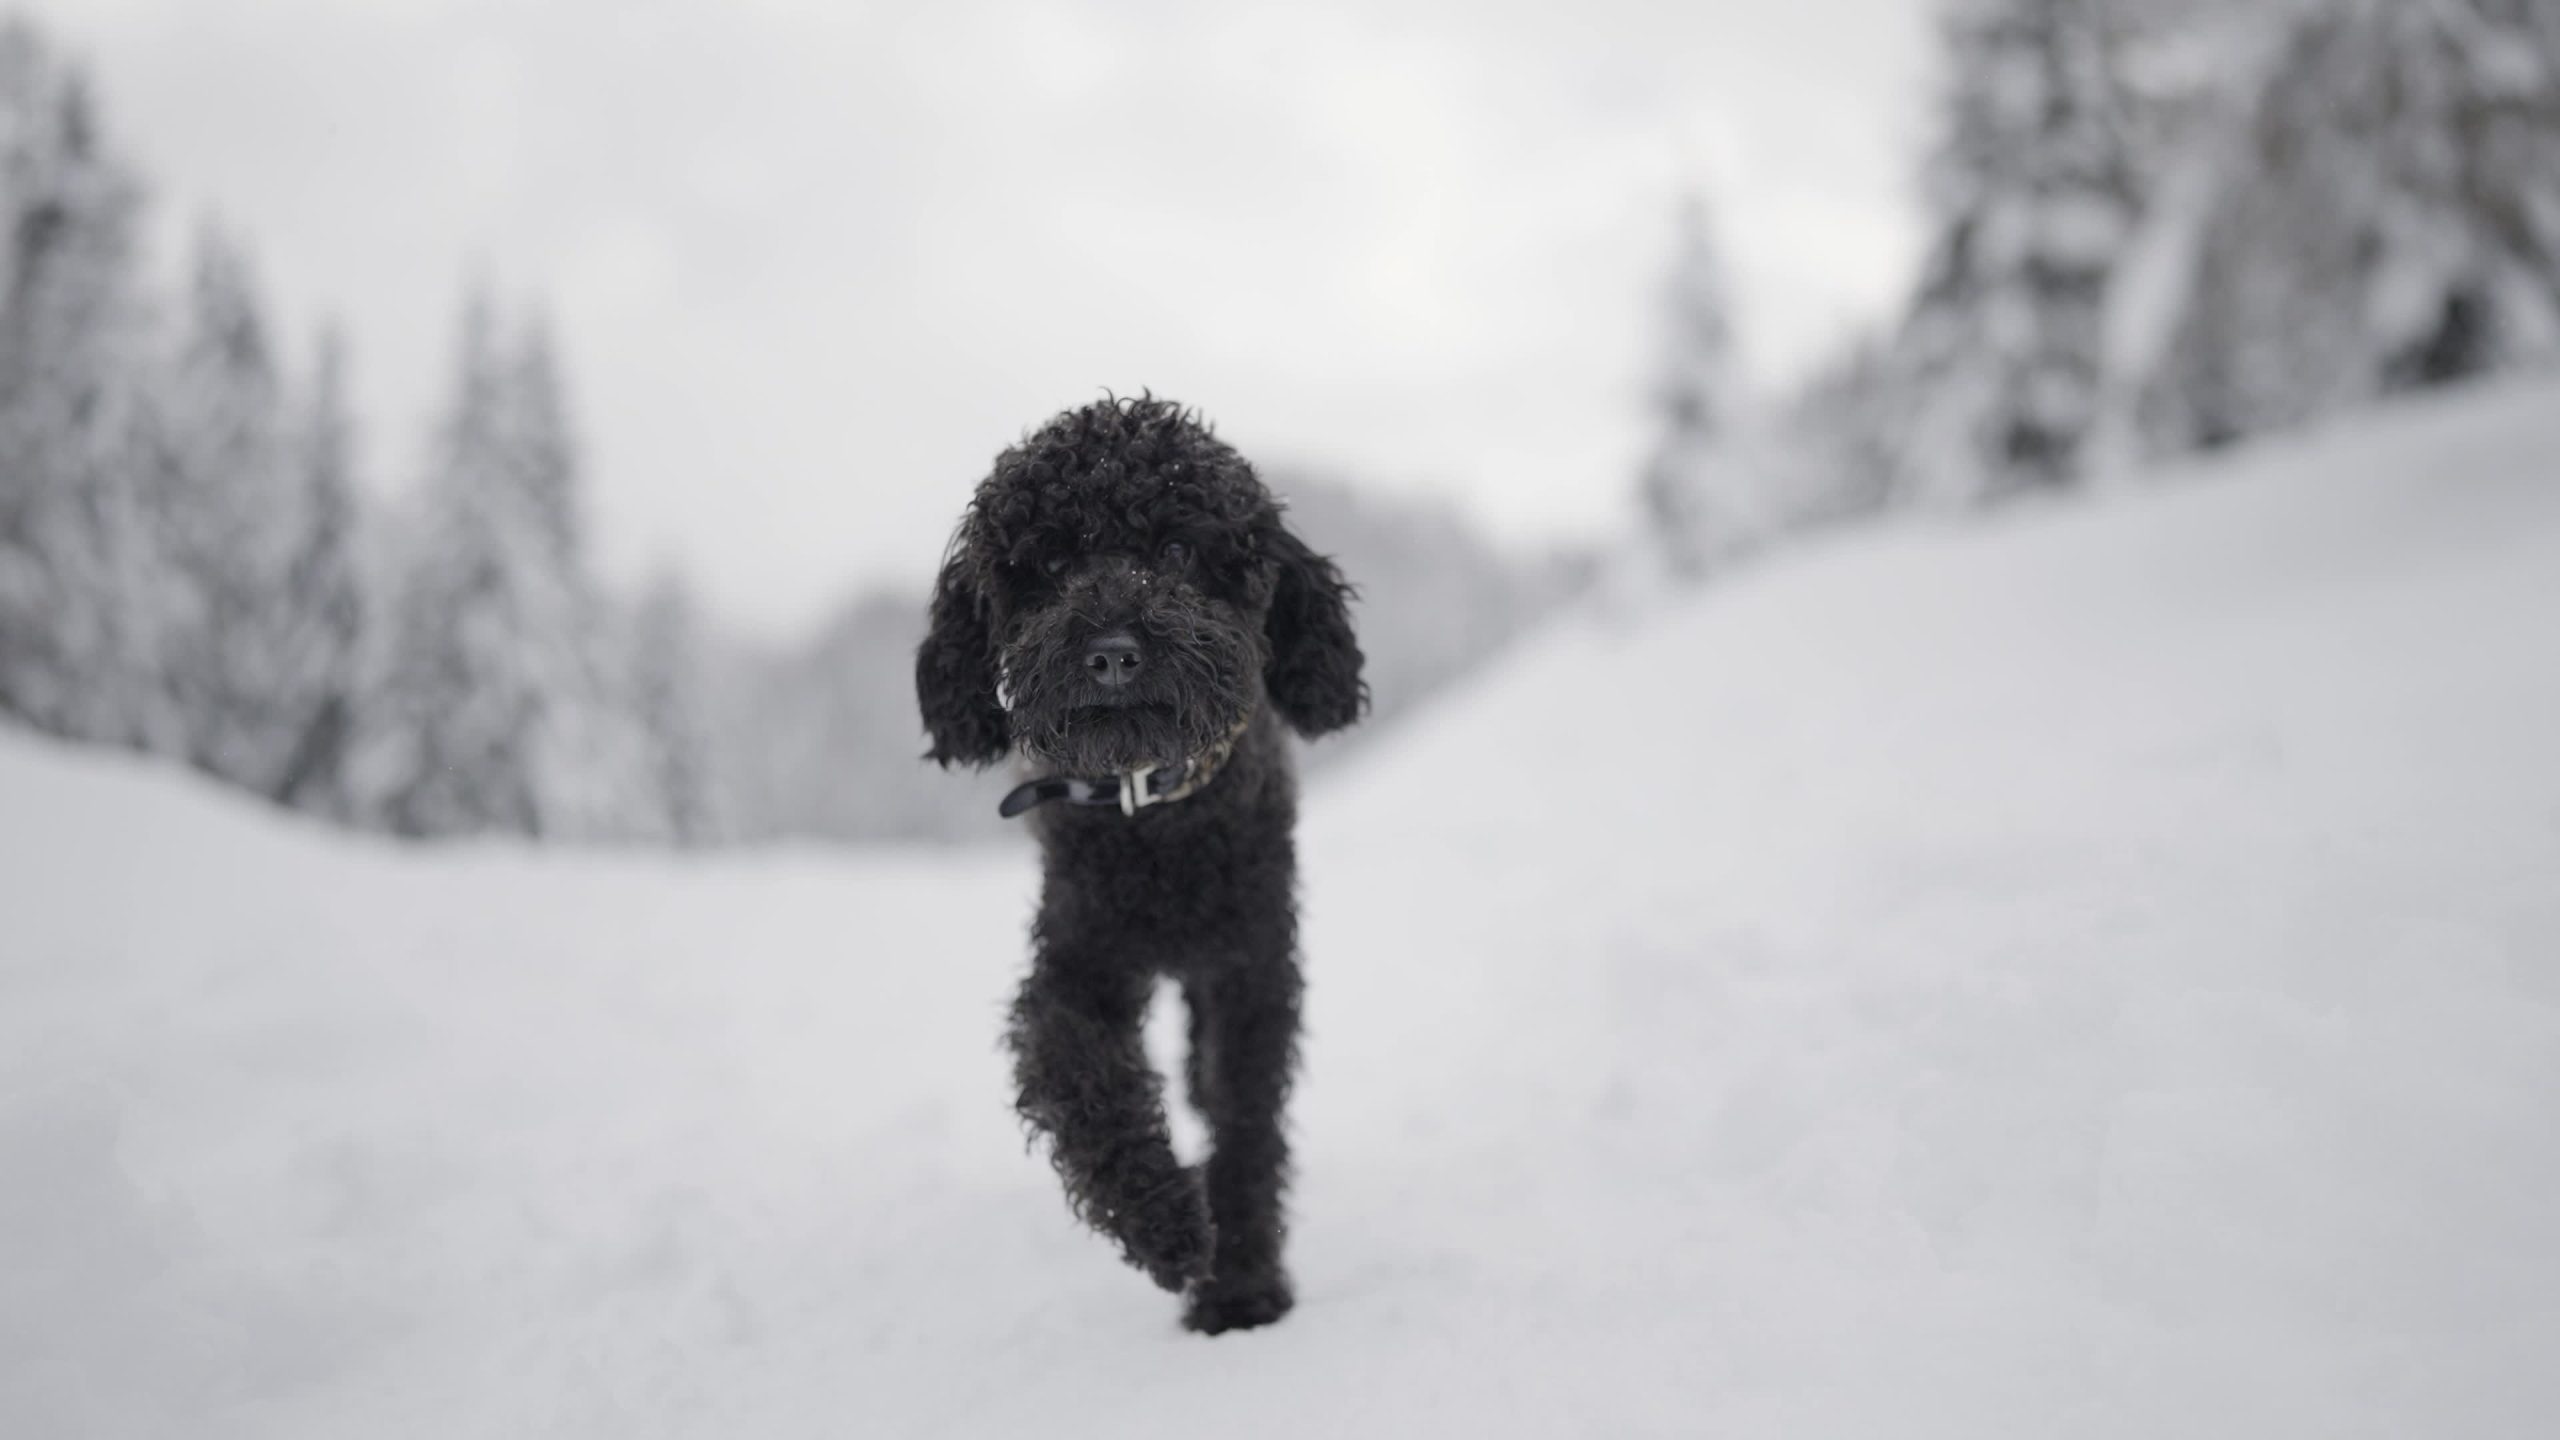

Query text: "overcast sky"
[42, 0, 1932, 637]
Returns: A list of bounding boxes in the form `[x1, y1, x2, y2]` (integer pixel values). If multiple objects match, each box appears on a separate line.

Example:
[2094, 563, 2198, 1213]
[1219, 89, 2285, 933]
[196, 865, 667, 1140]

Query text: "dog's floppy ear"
[1261, 521, 1367, 737]
[915, 542, 1011, 767]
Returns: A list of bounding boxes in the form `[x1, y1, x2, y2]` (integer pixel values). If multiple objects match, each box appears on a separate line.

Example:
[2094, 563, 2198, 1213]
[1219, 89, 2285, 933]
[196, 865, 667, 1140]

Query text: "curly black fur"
[916, 395, 1364, 1334]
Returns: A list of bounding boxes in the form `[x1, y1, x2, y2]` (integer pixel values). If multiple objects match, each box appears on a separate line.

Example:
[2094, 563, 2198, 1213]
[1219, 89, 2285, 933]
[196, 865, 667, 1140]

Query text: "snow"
[6, 379, 2560, 1437]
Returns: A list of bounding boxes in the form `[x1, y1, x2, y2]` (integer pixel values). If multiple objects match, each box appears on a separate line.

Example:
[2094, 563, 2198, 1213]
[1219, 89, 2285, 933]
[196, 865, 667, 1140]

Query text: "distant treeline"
[1637, 0, 2560, 574]
[0, 14, 1581, 846]
[1, 18, 719, 843]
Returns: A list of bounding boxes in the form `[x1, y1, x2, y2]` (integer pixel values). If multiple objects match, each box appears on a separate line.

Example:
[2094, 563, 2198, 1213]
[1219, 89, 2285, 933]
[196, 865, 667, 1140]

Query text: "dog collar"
[997, 718, 1249, 820]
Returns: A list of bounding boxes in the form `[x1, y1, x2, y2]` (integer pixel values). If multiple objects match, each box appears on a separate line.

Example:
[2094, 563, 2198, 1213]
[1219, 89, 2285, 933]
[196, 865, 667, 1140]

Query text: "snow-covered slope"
[6, 381, 2558, 1438]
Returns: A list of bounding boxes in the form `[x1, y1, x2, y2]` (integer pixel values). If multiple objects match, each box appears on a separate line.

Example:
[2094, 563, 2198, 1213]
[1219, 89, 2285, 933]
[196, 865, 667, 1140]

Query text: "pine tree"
[1636, 190, 1745, 577]
[497, 308, 664, 841]
[2142, 0, 2560, 450]
[0, 25, 164, 746]
[505, 312, 580, 569]
[628, 570, 723, 846]
[361, 286, 550, 836]
[1893, 0, 2138, 503]
[269, 324, 367, 815]
[359, 285, 657, 841]
[148, 223, 304, 789]
[1775, 337, 1900, 527]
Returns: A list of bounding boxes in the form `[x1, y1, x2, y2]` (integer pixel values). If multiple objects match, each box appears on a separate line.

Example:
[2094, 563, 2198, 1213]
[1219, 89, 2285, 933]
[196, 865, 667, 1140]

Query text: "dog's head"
[916, 395, 1365, 774]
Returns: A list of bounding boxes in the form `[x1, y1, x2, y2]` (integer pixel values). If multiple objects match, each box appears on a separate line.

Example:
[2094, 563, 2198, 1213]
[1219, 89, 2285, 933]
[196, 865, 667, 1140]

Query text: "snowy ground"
[6, 381, 2559, 1438]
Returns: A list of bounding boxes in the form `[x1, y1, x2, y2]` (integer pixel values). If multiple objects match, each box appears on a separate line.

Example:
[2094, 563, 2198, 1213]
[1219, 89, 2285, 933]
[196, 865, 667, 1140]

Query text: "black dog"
[914, 395, 1364, 1333]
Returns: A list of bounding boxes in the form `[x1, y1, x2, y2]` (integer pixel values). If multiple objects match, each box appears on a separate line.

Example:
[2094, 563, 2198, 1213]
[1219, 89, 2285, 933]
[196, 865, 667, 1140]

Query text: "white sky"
[40, 0, 1933, 637]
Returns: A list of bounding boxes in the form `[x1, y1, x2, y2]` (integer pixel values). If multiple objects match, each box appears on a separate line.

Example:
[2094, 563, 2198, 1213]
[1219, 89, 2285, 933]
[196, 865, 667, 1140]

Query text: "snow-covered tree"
[359, 286, 656, 841]
[1893, 0, 2139, 504]
[359, 287, 530, 835]
[0, 25, 164, 747]
[146, 223, 307, 789]
[1637, 191, 1748, 577]
[2141, 0, 2560, 450]
[499, 310, 666, 841]
[1770, 337, 1901, 528]
[268, 324, 368, 815]
[628, 570, 724, 847]
[505, 311, 580, 568]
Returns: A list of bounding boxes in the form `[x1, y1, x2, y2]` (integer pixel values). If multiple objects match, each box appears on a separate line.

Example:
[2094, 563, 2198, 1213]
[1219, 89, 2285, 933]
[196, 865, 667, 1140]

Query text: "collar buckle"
[1119, 762, 1164, 817]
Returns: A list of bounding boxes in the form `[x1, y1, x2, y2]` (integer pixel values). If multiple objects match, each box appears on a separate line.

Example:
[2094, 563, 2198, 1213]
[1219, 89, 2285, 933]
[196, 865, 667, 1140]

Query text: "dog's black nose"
[1082, 630, 1144, 687]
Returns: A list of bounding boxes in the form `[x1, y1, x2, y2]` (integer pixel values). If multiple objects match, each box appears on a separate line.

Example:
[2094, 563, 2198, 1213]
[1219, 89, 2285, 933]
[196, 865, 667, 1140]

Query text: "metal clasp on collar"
[1118, 763, 1161, 817]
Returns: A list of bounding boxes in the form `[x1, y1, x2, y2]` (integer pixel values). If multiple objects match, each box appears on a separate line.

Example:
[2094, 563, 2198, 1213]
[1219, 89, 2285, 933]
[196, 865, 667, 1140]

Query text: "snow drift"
[4, 380, 2557, 1438]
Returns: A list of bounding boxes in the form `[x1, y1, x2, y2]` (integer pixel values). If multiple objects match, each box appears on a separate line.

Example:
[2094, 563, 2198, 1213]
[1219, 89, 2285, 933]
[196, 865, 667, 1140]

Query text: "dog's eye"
[1158, 540, 1191, 570]
[1041, 554, 1071, 579]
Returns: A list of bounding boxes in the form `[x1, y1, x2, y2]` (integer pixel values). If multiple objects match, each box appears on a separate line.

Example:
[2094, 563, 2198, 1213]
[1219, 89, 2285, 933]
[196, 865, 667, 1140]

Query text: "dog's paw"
[1114, 1170, 1215, 1293]
[1182, 1269, 1294, 1335]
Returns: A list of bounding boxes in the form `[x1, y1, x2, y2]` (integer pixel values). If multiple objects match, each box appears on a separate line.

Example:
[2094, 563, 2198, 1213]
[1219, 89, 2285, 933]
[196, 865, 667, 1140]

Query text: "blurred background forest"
[3, 0, 2555, 843]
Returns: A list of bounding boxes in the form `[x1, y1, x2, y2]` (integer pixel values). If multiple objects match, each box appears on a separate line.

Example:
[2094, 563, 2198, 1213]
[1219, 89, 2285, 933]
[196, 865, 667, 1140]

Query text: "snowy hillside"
[6, 381, 2559, 1438]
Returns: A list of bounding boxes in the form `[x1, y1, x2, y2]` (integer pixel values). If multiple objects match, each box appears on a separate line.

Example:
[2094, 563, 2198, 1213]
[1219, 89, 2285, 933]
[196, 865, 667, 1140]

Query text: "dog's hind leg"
[1179, 958, 1302, 1334]
[1008, 962, 1212, 1292]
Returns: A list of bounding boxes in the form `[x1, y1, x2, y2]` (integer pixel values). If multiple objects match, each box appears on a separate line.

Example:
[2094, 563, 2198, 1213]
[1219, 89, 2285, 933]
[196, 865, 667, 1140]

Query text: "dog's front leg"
[1179, 955, 1302, 1334]
[1007, 959, 1212, 1292]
